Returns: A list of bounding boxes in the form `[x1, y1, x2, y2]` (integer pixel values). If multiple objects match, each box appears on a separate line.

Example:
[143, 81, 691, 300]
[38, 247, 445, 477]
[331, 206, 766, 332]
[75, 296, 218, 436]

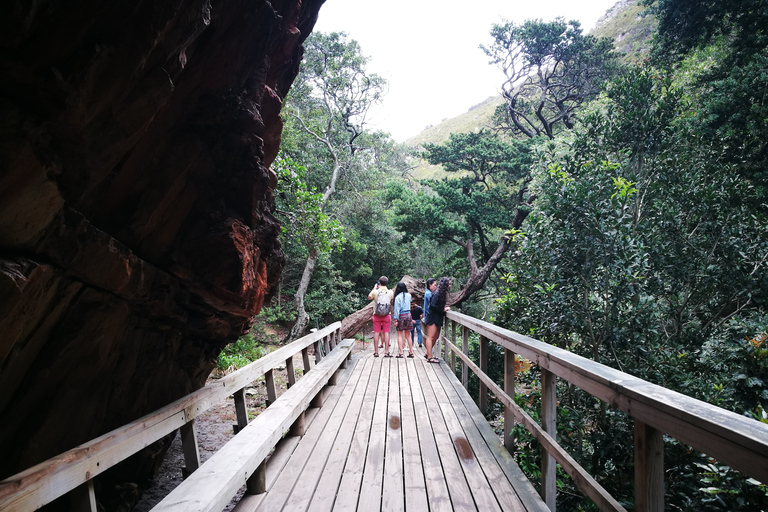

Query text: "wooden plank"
[276, 356, 371, 512]
[231, 395, 325, 512]
[307, 357, 376, 512]
[446, 339, 626, 512]
[332, 353, 383, 512]
[381, 358, 404, 512]
[412, 356, 476, 511]
[428, 359, 529, 512]
[446, 312, 768, 484]
[435, 362, 549, 512]
[250, 357, 360, 511]
[399, 356, 429, 512]
[421, 358, 503, 512]
[405, 357, 452, 512]
[151, 340, 354, 512]
[356, 356, 391, 512]
[634, 420, 664, 512]
[541, 369, 557, 510]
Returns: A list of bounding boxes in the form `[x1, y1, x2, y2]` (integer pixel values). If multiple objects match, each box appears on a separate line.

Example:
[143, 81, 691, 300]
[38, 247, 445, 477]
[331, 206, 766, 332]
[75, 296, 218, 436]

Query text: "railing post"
[541, 369, 557, 511]
[314, 340, 322, 363]
[285, 356, 296, 388]
[479, 335, 488, 414]
[246, 460, 267, 495]
[180, 420, 201, 476]
[302, 346, 311, 374]
[69, 480, 96, 512]
[504, 349, 516, 454]
[324, 335, 331, 355]
[233, 388, 249, 433]
[635, 420, 664, 512]
[462, 325, 469, 390]
[265, 369, 277, 407]
[448, 320, 455, 368]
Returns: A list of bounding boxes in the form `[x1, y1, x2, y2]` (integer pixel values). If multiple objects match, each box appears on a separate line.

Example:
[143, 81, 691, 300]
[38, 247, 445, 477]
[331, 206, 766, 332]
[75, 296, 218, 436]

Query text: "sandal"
[407, 352, 414, 358]
[384, 353, 392, 358]
[373, 352, 379, 357]
[396, 353, 404, 358]
[428, 357, 440, 363]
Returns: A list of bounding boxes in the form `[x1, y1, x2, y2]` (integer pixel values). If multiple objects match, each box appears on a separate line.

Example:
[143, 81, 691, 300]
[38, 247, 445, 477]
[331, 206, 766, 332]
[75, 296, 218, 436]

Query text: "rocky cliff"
[0, 0, 322, 496]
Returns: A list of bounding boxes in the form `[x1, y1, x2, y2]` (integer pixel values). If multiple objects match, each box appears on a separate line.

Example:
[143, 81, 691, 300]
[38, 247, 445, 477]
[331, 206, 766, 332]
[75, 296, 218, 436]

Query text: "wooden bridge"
[1, 313, 767, 511]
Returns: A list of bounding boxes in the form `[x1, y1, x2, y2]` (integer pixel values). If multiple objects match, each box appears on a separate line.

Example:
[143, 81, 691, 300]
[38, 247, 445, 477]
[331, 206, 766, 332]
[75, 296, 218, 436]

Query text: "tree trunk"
[287, 248, 318, 341]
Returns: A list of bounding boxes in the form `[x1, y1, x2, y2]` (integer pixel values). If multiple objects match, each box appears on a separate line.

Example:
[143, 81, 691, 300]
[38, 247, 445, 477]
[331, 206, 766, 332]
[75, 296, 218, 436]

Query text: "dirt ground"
[132, 334, 373, 511]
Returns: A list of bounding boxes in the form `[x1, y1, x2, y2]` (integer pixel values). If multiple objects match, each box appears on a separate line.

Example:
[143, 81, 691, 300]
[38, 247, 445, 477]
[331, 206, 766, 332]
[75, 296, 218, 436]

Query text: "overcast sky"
[313, 0, 622, 141]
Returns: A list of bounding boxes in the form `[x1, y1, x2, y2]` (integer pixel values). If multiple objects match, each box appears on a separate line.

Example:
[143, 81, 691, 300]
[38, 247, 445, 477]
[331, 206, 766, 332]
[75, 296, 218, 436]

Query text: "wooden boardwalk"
[232, 345, 547, 512]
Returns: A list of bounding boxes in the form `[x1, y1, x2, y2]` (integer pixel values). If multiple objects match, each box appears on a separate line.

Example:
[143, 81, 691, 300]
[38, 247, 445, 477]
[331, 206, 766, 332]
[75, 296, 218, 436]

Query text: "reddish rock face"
[0, 0, 322, 488]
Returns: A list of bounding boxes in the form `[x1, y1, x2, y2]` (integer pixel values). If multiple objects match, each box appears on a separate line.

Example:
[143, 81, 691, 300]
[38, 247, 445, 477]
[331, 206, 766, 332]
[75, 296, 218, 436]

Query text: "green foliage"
[273, 155, 345, 254]
[482, 18, 624, 139]
[216, 328, 272, 372]
[387, 131, 533, 267]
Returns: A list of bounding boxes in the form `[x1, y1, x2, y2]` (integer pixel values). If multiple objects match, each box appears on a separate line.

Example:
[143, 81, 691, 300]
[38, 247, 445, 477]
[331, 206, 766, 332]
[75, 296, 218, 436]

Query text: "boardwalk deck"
[232, 345, 547, 512]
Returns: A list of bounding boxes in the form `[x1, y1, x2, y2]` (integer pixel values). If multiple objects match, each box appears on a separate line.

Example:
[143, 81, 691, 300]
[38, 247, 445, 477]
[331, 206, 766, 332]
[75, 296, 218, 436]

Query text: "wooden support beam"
[329, 370, 338, 386]
[68, 480, 96, 512]
[290, 411, 306, 437]
[180, 420, 201, 476]
[541, 369, 557, 511]
[504, 348, 516, 454]
[462, 325, 469, 389]
[246, 460, 266, 495]
[302, 347, 311, 375]
[233, 389, 249, 434]
[285, 357, 296, 388]
[635, 420, 664, 512]
[314, 340, 322, 363]
[448, 320, 456, 366]
[265, 370, 277, 407]
[479, 335, 488, 414]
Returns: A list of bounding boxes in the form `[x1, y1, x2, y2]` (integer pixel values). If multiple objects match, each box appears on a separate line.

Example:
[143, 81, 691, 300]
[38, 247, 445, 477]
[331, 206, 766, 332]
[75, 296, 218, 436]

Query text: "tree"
[643, 0, 768, 200]
[387, 131, 535, 306]
[282, 31, 386, 340]
[482, 18, 622, 139]
[496, 66, 768, 510]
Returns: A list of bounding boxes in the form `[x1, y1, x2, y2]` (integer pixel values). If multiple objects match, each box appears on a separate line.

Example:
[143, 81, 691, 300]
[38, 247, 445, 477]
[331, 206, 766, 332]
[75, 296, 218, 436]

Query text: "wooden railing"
[0, 323, 348, 512]
[442, 311, 768, 512]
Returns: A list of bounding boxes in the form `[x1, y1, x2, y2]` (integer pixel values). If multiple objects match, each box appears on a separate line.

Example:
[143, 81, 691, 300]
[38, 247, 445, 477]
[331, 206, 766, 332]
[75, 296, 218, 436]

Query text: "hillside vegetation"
[405, 0, 656, 179]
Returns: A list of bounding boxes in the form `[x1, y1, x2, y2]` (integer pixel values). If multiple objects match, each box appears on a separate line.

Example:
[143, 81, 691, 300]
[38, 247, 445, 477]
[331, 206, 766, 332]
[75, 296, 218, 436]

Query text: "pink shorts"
[372, 314, 391, 333]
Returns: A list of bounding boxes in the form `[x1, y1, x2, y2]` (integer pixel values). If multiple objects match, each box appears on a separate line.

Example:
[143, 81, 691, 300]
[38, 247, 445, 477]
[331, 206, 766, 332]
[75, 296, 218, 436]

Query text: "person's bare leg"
[406, 329, 414, 355]
[373, 330, 380, 355]
[397, 329, 405, 355]
[425, 324, 435, 359]
[384, 328, 391, 355]
[433, 326, 442, 358]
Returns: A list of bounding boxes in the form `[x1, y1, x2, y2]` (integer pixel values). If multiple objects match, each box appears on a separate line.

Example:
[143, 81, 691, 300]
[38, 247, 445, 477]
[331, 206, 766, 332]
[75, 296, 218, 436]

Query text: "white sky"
[313, 0, 622, 141]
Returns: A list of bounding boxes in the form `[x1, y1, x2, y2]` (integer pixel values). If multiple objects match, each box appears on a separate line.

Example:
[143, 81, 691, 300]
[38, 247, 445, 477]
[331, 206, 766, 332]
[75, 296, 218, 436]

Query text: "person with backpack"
[368, 276, 392, 357]
[424, 277, 451, 363]
[392, 281, 415, 358]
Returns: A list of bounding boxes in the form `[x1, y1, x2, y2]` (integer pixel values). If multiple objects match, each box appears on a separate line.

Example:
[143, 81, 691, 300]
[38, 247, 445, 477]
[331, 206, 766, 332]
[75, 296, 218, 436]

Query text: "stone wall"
[0, 0, 322, 488]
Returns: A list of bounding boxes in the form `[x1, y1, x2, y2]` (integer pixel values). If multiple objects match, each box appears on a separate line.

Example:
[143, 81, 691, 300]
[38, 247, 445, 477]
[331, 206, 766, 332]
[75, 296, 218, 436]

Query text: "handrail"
[443, 311, 768, 511]
[153, 338, 355, 511]
[0, 322, 343, 512]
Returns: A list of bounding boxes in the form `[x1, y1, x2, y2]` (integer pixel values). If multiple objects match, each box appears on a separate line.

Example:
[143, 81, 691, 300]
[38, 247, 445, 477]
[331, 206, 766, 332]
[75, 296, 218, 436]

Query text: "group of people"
[367, 276, 451, 363]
